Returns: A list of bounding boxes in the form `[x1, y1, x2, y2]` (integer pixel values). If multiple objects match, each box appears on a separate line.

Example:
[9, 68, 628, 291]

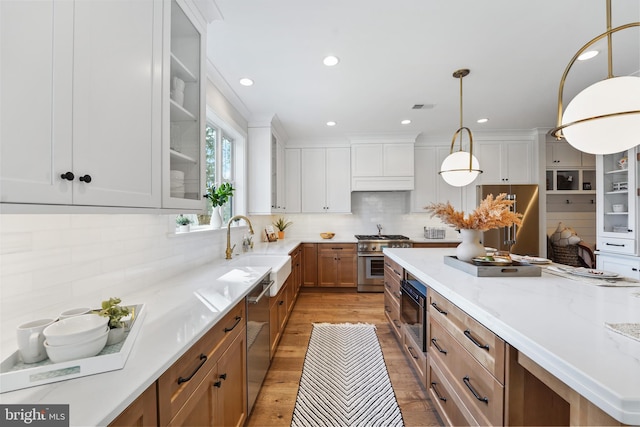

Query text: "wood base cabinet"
[109, 383, 158, 427]
[302, 243, 318, 287]
[383, 256, 403, 340]
[317, 243, 357, 287]
[157, 301, 247, 426]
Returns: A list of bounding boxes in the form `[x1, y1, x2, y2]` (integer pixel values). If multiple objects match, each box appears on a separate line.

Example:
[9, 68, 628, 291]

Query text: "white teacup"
[17, 318, 55, 363]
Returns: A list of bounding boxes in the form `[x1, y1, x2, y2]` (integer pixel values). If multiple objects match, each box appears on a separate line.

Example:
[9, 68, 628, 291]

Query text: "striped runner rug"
[291, 323, 404, 427]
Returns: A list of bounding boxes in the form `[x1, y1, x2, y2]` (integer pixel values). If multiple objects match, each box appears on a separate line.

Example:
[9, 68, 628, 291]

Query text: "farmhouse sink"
[229, 254, 292, 296]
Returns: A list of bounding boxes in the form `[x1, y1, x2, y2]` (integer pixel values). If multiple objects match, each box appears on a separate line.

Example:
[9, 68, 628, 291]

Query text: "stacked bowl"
[170, 170, 185, 198]
[43, 314, 109, 363]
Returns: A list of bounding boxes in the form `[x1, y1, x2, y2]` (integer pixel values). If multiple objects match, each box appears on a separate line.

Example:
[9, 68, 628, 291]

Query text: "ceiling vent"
[412, 104, 435, 110]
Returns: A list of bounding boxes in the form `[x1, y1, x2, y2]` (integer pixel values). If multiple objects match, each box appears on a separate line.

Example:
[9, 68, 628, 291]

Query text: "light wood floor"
[246, 289, 443, 426]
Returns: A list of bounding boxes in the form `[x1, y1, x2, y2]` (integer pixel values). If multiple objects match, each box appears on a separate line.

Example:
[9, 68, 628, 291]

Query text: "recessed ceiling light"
[239, 78, 254, 86]
[477, 118, 489, 124]
[326, 121, 337, 126]
[401, 119, 411, 125]
[578, 50, 599, 61]
[323, 56, 340, 66]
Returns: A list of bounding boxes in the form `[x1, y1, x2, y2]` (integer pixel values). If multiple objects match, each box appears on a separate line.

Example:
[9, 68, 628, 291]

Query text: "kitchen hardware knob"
[213, 381, 222, 388]
[60, 172, 75, 181]
[219, 373, 227, 381]
[79, 174, 92, 183]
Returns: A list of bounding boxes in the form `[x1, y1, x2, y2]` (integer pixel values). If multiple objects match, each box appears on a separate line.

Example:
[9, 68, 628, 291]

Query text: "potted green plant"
[99, 297, 131, 345]
[176, 215, 192, 232]
[205, 183, 235, 228]
[273, 217, 292, 239]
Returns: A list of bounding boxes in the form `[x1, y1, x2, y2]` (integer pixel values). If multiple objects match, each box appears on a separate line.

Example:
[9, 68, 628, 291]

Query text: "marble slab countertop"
[0, 260, 272, 426]
[384, 247, 640, 425]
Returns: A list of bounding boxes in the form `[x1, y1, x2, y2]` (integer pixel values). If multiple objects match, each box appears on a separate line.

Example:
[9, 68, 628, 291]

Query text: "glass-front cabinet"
[596, 149, 638, 255]
[163, 0, 206, 209]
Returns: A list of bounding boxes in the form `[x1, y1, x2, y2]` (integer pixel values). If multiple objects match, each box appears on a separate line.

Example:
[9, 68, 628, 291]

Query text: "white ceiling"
[206, 0, 640, 143]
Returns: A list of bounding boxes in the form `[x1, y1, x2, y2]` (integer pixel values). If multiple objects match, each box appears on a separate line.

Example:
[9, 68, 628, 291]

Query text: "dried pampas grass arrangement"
[425, 193, 523, 231]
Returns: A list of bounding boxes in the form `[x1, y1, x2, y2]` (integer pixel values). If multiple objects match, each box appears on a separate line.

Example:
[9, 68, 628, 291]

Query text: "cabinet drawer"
[428, 290, 505, 383]
[598, 236, 636, 255]
[318, 243, 356, 254]
[158, 301, 246, 425]
[429, 318, 504, 426]
[384, 291, 402, 340]
[429, 358, 473, 427]
[383, 273, 401, 302]
[384, 256, 403, 281]
[403, 324, 427, 386]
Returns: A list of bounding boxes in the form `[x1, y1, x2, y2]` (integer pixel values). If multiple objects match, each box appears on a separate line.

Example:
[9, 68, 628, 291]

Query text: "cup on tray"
[17, 318, 56, 363]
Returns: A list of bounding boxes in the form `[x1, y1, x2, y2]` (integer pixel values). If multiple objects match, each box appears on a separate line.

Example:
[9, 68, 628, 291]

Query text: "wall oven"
[355, 235, 412, 292]
[400, 272, 427, 352]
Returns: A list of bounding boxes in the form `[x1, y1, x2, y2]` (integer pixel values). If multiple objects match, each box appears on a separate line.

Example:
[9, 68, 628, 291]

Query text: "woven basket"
[551, 243, 581, 267]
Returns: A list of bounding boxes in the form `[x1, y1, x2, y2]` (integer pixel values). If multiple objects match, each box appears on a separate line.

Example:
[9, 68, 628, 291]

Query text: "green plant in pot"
[176, 215, 192, 232]
[99, 297, 131, 345]
[205, 183, 235, 228]
[273, 217, 292, 239]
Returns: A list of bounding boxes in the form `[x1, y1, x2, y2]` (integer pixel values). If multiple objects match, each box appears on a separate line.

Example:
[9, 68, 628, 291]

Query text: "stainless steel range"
[356, 234, 413, 292]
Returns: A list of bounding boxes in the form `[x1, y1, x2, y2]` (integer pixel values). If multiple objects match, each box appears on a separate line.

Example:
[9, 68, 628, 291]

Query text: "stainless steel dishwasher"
[246, 275, 274, 415]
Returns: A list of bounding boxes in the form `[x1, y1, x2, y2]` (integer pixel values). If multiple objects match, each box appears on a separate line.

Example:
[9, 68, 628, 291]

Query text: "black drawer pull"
[407, 346, 419, 360]
[431, 382, 447, 402]
[224, 315, 242, 332]
[384, 305, 391, 313]
[177, 353, 207, 384]
[464, 329, 490, 350]
[392, 269, 401, 276]
[392, 319, 401, 328]
[431, 302, 448, 315]
[606, 243, 625, 247]
[463, 376, 489, 404]
[431, 338, 447, 354]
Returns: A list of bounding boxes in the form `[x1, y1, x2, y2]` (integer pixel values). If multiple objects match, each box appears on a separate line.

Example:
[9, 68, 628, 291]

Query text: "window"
[203, 121, 235, 224]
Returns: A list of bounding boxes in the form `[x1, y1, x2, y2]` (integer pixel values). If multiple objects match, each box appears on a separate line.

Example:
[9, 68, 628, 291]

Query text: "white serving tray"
[0, 304, 146, 393]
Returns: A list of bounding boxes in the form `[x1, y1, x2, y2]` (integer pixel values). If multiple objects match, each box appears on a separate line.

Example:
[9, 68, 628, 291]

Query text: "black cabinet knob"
[79, 174, 92, 183]
[60, 172, 75, 181]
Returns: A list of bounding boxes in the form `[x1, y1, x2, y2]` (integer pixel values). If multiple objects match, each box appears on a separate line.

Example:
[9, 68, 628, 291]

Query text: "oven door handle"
[357, 253, 384, 257]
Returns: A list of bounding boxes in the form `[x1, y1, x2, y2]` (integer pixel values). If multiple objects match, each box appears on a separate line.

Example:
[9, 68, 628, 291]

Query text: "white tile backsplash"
[0, 192, 456, 358]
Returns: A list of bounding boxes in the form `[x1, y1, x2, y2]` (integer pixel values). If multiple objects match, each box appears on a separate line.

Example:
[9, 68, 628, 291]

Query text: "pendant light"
[439, 69, 482, 187]
[550, 0, 640, 154]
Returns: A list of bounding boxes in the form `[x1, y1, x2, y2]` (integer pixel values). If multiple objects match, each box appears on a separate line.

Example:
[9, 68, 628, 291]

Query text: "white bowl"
[44, 314, 109, 347]
[612, 204, 626, 212]
[44, 328, 109, 363]
[59, 307, 93, 320]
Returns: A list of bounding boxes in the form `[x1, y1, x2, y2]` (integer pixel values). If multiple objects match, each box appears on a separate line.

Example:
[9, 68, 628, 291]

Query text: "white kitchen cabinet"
[546, 141, 595, 168]
[596, 252, 640, 280]
[248, 120, 287, 214]
[301, 147, 351, 213]
[596, 149, 638, 255]
[351, 142, 415, 191]
[475, 141, 532, 184]
[285, 149, 301, 213]
[411, 146, 463, 212]
[162, 0, 206, 210]
[1, 0, 162, 208]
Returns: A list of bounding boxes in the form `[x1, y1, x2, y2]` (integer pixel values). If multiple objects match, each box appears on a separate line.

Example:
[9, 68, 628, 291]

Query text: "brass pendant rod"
[459, 74, 464, 149]
[607, 0, 613, 79]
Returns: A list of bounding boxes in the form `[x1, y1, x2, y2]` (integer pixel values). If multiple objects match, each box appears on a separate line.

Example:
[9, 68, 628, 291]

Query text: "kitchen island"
[385, 247, 640, 425]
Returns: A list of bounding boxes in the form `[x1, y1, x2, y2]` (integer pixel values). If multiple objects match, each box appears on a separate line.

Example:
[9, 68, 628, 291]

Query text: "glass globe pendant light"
[550, 0, 640, 154]
[439, 69, 482, 187]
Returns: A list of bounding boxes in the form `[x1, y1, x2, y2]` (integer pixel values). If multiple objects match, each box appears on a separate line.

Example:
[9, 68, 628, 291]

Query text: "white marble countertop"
[0, 258, 276, 425]
[384, 247, 640, 425]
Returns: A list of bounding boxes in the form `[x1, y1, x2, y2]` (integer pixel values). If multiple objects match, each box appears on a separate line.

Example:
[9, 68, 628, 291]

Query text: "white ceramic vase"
[456, 229, 486, 262]
[210, 206, 223, 228]
[106, 327, 125, 346]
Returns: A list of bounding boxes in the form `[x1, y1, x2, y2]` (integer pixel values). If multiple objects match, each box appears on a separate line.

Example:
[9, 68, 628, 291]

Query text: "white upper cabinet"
[350, 137, 416, 191]
[163, 0, 206, 210]
[1, 0, 162, 208]
[301, 147, 351, 213]
[411, 146, 463, 212]
[248, 120, 286, 214]
[475, 140, 532, 184]
[285, 149, 301, 213]
[546, 141, 595, 168]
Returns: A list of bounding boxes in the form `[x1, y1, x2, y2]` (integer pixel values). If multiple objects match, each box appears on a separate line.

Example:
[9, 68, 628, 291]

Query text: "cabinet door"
[503, 142, 531, 183]
[411, 146, 463, 213]
[597, 253, 640, 279]
[284, 148, 301, 213]
[73, 0, 161, 207]
[0, 0, 73, 204]
[547, 142, 582, 167]
[302, 243, 318, 287]
[168, 369, 218, 427]
[216, 331, 247, 427]
[109, 383, 158, 427]
[335, 250, 357, 288]
[317, 248, 338, 286]
[325, 147, 351, 212]
[301, 148, 327, 212]
[351, 144, 383, 176]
